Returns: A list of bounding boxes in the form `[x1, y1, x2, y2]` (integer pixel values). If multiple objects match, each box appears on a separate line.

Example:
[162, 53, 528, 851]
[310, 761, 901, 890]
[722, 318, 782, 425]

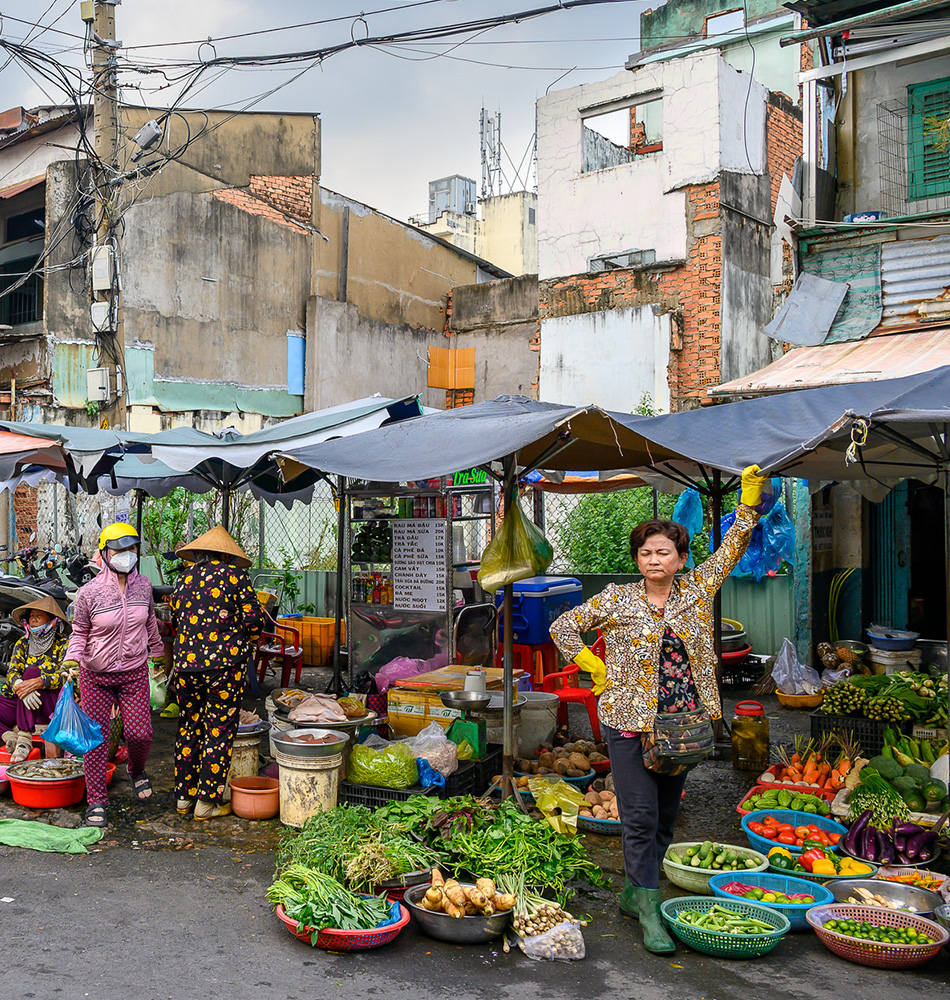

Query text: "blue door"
[870, 482, 911, 629]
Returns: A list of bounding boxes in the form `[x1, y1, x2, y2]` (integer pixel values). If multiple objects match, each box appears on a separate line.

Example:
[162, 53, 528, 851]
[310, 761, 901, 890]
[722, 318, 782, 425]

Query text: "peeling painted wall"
[536, 54, 724, 280]
[307, 273, 538, 411]
[313, 188, 480, 332]
[539, 306, 672, 412]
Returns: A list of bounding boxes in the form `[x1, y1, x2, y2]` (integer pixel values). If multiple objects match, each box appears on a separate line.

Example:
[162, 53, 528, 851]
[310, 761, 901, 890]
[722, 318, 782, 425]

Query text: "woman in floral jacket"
[0, 596, 71, 761]
[171, 526, 264, 821]
[551, 466, 773, 954]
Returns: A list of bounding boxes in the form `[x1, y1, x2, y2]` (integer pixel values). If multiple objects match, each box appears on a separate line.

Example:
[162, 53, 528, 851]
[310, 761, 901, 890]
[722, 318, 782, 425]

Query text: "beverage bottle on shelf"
[372, 574, 381, 604]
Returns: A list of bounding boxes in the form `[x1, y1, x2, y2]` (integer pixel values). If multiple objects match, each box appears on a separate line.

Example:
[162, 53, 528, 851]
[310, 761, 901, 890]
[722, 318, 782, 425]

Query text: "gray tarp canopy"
[278, 394, 685, 482]
[612, 365, 950, 488]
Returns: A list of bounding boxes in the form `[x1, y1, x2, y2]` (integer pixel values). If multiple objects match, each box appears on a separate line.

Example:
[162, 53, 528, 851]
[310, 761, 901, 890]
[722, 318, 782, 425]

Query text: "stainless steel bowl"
[271, 727, 348, 759]
[403, 884, 512, 943]
[829, 878, 944, 915]
[441, 690, 491, 711]
[934, 903, 950, 932]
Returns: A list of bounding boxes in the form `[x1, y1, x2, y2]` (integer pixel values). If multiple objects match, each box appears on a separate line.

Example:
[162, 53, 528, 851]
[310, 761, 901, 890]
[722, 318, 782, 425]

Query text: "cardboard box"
[387, 689, 461, 737]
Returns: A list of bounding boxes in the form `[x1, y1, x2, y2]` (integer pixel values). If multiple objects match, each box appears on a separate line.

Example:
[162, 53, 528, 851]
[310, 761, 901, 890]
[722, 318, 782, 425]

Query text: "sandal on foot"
[85, 805, 107, 828]
[130, 772, 153, 801]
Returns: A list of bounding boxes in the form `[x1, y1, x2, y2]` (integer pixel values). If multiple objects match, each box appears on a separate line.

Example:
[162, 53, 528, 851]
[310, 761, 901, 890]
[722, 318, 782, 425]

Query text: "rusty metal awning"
[0, 175, 44, 200]
[710, 327, 950, 397]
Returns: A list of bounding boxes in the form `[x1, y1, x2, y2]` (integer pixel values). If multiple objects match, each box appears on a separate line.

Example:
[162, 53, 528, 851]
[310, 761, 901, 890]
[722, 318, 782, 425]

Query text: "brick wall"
[13, 483, 37, 547]
[214, 175, 312, 232]
[248, 175, 312, 223]
[656, 182, 723, 407]
[766, 93, 804, 215]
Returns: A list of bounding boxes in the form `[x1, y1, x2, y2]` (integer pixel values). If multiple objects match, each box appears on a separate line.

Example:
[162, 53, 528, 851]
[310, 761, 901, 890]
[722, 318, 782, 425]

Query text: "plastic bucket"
[225, 730, 262, 801]
[517, 692, 559, 758]
[276, 750, 342, 827]
[469, 697, 524, 749]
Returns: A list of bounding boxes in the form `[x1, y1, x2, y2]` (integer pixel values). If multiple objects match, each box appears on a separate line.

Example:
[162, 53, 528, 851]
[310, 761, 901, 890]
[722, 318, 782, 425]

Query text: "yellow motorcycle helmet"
[98, 521, 140, 552]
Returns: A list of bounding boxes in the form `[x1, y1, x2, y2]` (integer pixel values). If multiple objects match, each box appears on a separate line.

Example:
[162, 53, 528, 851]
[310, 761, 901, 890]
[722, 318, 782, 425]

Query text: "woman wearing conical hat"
[170, 525, 265, 820]
[0, 595, 72, 763]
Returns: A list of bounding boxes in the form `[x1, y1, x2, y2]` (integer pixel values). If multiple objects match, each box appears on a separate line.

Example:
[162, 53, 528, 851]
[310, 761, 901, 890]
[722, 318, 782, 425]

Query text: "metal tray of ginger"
[7, 759, 85, 782]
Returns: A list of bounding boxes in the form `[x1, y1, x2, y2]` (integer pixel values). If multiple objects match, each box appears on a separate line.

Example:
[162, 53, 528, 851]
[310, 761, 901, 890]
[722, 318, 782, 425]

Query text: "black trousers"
[605, 725, 687, 889]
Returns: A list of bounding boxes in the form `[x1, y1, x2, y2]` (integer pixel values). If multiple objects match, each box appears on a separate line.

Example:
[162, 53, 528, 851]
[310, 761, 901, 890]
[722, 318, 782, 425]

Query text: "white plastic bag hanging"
[772, 638, 822, 694]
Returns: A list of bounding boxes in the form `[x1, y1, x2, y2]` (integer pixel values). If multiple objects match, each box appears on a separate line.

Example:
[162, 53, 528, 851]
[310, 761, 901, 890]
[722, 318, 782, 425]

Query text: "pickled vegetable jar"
[731, 700, 769, 772]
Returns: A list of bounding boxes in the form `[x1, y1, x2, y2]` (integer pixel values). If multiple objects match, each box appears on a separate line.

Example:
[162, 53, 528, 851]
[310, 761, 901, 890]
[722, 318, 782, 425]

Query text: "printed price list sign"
[392, 519, 449, 612]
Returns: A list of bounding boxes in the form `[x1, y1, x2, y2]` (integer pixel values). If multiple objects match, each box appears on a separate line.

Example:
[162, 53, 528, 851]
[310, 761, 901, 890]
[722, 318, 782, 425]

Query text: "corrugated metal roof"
[782, 0, 950, 28]
[0, 175, 44, 200]
[710, 327, 950, 396]
[881, 235, 950, 326]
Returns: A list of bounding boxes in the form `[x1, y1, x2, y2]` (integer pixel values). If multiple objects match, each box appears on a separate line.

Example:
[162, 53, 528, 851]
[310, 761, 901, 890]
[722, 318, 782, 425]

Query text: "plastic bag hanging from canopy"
[672, 488, 703, 569]
[712, 481, 795, 583]
[477, 498, 553, 594]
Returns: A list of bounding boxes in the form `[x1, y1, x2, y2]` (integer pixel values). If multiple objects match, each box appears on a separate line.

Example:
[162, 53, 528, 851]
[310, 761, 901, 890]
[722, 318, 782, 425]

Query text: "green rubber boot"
[619, 877, 638, 917]
[621, 883, 676, 954]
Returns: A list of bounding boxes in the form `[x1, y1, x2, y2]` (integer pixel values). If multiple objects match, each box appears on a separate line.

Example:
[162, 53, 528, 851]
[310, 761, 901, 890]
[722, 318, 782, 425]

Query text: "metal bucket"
[276, 750, 342, 827]
[517, 692, 559, 757]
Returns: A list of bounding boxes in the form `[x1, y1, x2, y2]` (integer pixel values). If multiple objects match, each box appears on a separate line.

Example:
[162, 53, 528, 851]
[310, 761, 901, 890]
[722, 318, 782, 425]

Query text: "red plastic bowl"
[9, 774, 85, 808]
[275, 903, 409, 950]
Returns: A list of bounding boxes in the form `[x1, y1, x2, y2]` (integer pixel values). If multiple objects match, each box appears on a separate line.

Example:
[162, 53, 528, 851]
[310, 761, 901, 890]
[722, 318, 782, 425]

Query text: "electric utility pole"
[87, 0, 126, 429]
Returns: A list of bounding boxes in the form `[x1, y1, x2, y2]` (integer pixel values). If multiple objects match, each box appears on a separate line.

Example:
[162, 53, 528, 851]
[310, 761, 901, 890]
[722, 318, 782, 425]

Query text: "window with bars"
[0, 255, 42, 326]
[908, 76, 950, 202]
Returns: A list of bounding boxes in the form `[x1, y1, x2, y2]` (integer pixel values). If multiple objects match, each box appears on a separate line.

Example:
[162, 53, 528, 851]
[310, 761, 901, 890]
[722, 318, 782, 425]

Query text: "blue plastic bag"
[672, 488, 704, 569]
[715, 501, 795, 582]
[43, 682, 104, 757]
[416, 758, 446, 789]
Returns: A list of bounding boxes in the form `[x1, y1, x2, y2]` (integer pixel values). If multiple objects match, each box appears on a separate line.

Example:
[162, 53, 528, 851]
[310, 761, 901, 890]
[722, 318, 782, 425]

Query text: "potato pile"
[515, 741, 608, 779]
[579, 788, 619, 821]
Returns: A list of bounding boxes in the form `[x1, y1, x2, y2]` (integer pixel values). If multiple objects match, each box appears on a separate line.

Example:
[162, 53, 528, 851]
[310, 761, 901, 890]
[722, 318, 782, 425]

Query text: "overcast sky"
[0, 0, 650, 220]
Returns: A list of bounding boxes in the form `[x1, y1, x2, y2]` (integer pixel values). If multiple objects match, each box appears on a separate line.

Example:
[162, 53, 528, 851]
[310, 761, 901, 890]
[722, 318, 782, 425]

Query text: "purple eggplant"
[896, 850, 912, 864]
[894, 821, 924, 836]
[905, 831, 927, 860]
[862, 826, 878, 862]
[845, 810, 874, 855]
[893, 830, 906, 852]
[877, 831, 895, 866]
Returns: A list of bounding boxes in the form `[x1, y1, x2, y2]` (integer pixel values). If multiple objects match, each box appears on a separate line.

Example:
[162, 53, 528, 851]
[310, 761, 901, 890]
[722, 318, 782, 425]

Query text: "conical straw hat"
[177, 525, 251, 569]
[12, 594, 71, 630]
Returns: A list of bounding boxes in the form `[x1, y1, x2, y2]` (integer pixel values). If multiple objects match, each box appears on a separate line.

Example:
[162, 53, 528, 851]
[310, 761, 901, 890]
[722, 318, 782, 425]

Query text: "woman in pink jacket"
[63, 522, 164, 827]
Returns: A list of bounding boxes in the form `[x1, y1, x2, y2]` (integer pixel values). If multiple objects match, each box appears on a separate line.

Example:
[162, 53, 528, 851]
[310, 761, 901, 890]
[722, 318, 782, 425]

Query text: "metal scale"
[439, 690, 489, 759]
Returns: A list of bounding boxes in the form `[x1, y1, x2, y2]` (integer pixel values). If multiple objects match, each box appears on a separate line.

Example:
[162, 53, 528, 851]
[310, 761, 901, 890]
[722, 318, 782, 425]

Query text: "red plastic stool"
[255, 619, 304, 688]
[542, 663, 602, 742]
[494, 641, 559, 685]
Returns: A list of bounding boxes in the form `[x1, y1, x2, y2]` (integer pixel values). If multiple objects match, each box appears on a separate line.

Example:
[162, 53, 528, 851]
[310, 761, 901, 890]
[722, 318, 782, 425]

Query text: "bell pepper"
[799, 847, 827, 872]
[811, 858, 837, 876]
[768, 846, 794, 870]
[801, 839, 827, 852]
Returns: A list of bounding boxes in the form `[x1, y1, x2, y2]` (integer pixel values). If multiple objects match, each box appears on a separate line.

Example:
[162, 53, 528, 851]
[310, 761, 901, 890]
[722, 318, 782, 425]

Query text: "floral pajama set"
[550, 504, 759, 887]
[171, 560, 264, 804]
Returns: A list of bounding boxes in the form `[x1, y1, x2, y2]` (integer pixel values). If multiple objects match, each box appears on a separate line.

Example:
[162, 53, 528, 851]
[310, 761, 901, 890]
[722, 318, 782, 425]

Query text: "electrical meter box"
[91, 245, 114, 292]
[86, 367, 110, 403]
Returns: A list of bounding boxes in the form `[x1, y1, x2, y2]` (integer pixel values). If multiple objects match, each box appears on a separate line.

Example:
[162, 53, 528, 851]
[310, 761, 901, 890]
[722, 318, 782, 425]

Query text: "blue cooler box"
[495, 576, 583, 645]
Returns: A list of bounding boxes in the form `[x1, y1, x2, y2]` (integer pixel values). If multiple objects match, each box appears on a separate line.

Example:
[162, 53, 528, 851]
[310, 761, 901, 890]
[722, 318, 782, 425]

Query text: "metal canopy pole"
[711, 470, 725, 748]
[330, 476, 347, 696]
[222, 488, 231, 531]
[501, 457, 517, 799]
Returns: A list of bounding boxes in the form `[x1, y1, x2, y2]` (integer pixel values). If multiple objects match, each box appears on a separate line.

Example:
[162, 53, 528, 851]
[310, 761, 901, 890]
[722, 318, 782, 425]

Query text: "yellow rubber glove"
[740, 464, 766, 508]
[574, 646, 607, 696]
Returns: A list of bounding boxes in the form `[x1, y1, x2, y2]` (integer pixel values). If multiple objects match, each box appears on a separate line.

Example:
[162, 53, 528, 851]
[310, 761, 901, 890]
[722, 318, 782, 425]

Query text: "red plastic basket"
[590, 759, 611, 775]
[806, 903, 948, 969]
[275, 903, 409, 950]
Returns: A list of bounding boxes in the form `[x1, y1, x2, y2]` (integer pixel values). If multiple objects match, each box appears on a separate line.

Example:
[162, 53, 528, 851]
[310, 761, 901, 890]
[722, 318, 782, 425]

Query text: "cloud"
[0, 0, 643, 218]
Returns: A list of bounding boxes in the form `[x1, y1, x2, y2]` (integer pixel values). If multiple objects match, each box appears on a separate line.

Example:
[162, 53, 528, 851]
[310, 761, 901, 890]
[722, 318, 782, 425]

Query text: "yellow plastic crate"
[274, 616, 346, 667]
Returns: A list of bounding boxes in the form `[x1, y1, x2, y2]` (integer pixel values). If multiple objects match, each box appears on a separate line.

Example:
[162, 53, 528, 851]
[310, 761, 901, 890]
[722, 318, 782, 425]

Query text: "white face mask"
[109, 550, 138, 574]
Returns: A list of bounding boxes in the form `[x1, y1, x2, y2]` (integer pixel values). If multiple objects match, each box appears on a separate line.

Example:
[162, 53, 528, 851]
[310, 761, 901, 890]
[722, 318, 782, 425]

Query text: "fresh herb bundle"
[266, 864, 393, 943]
